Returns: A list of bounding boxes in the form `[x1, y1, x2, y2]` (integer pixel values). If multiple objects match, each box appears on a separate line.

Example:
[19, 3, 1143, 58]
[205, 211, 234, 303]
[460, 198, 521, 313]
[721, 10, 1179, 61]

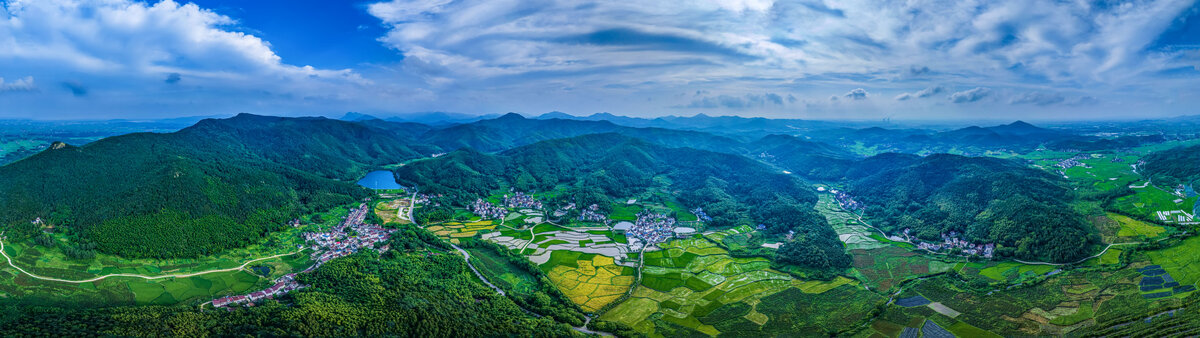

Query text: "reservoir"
[357, 170, 402, 190]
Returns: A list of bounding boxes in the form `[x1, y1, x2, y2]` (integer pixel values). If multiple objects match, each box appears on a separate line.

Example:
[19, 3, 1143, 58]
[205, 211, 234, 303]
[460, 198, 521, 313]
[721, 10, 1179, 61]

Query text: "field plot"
[1142, 236, 1200, 293]
[0, 240, 296, 306]
[1114, 186, 1196, 225]
[1056, 155, 1142, 191]
[601, 228, 881, 337]
[426, 220, 499, 244]
[851, 246, 954, 291]
[1110, 213, 1166, 238]
[541, 251, 635, 312]
[373, 198, 412, 224]
[874, 246, 1200, 337]
[955, 261, 1057, 283]
[816, 194, 889, 251]
[469, 247, 539, 295]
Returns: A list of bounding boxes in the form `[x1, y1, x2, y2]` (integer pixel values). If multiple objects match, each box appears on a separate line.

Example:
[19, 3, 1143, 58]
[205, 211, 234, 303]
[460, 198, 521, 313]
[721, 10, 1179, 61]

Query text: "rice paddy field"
[541, 251, 635, 312]
[1113, 186, 1196, 225]
[425, 220, 500, 244]
[848, 234, 1200, 337]
[600, 228, 883, 337]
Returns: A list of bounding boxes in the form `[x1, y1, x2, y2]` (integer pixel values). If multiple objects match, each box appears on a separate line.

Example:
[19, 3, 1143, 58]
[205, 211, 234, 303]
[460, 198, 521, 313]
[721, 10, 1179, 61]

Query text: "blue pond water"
[357, 170, 402, 190]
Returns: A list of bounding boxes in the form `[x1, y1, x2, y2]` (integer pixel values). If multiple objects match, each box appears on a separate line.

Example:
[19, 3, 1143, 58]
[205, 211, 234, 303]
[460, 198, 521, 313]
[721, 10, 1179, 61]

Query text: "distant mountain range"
[0, 111, 1181, 263]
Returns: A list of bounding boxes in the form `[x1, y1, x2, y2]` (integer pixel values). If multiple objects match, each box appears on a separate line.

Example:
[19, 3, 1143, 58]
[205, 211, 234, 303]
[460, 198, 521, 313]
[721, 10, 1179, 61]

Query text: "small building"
[673, 227, 697, 238]
[613, 221, 634, 233]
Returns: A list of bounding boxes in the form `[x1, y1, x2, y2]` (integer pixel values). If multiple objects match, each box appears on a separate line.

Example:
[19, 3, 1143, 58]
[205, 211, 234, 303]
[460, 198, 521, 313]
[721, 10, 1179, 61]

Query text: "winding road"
[450, 243, 506, 296]
[1013, 242, 1141, 266]
[0, 237, 301, 284]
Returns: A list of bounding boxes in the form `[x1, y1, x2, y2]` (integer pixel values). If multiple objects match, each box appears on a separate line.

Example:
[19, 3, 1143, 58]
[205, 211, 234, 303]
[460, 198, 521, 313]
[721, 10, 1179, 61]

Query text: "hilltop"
[0, 114, 425, 258]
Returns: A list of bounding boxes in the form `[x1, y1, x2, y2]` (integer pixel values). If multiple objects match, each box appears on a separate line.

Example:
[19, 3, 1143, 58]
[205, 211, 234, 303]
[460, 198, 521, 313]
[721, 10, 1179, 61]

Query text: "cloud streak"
[0, 76, 35, 92]
[949, 87, 991, 104]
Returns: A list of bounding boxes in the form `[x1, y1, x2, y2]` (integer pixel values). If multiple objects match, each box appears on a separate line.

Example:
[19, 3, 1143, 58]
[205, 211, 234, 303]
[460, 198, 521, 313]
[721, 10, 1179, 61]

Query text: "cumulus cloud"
[948, 87, 991, 103]
[843, 88, 868, 100]
[0, 76, 35, 92]
[0, 0, 375, 115]
[1009, 92, 1066, 106]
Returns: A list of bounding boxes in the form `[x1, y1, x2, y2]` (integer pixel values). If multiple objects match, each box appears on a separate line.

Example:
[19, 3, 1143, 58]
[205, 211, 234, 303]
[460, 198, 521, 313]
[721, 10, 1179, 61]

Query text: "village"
[469, 198, 508, 220]
[613, 211, 679, 245]
[912, 230, 996, 258]
[503, 191, 543, 210]
[210, 203, 396, 308]
[577, 203, 609, 223]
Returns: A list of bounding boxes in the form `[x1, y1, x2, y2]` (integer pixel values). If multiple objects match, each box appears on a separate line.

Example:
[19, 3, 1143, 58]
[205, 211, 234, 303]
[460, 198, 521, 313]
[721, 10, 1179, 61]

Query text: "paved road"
[0, 237, 300, 283]
[451, 236, 612, 336]
[451, 243, 506, 296]
[1013, 242, 1141, 266]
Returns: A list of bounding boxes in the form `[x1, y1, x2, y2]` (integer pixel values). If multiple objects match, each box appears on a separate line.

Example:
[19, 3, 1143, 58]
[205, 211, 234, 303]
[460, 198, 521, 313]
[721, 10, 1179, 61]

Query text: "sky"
[0, 0, 1198, 121]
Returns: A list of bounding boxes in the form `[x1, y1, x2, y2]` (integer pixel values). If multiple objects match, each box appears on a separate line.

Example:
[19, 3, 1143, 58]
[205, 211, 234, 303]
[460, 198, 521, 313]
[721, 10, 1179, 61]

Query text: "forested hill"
[395, 133, 852, 271]
[845, 154, 1098, 263]
[0, 114, 424, 258]
[416, 113, 747, 153]
[804, 121, 1075, 154]
[750, 134, 859, 179]
[1142, 143, 1200, 187]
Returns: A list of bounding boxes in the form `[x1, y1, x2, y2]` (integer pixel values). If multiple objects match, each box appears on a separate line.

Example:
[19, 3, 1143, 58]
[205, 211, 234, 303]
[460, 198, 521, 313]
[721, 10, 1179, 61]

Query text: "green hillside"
[846, 154, 1098, 263]
[396, 133, 851, 270]
[0, 114, 423, 258]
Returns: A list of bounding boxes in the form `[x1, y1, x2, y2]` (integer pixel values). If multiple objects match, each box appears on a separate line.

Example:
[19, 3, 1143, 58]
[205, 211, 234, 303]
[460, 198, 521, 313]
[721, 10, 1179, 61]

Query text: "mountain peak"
[497, 112, 526, 120]
[537, 111, 575, 119]
[1007, 120, 1036, 128]
[341, 112, 381, 121]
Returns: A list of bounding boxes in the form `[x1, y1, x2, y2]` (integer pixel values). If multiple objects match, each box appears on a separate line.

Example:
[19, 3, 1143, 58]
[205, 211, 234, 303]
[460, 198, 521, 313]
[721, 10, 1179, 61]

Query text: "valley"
[0, 114, 1198, 336]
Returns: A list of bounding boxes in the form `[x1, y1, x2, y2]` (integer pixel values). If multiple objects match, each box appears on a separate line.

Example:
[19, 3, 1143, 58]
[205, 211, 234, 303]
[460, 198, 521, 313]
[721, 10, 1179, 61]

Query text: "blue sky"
[0, 0, 1198, 120]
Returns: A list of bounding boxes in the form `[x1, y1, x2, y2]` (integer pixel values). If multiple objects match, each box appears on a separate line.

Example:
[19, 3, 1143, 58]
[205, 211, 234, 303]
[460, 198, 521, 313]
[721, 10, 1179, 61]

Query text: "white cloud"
[948, 87, 991, 104]
[843, 88, 868, 100]
[895, 85, 944, 100]
[360, 0, 1199, 118]
[0, 0, 384, 117]
[0, 76, 35, 92]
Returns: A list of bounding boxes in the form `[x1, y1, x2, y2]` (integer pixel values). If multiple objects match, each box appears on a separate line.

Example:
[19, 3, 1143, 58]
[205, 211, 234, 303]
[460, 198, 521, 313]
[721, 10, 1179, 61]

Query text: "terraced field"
[541, 251, 636, 312]
[816, 193, 890, 251]
[426, 220, 499, 244]
[601, 229, 880, 336]
[851, 246, 955, 290]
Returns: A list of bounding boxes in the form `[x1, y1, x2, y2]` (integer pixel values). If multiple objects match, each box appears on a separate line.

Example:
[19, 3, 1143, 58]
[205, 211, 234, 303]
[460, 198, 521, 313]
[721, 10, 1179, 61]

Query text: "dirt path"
[0, 236, 301, 283]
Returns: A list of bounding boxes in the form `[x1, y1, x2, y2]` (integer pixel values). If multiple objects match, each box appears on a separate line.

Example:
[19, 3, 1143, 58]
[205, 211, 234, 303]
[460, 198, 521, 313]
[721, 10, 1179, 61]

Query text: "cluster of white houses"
[469, 198, 508, 220]
[915, 231, 995, 258]
[211, 204, 395, 308]
[503, 191, 543, 209]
